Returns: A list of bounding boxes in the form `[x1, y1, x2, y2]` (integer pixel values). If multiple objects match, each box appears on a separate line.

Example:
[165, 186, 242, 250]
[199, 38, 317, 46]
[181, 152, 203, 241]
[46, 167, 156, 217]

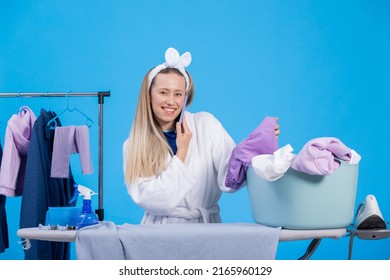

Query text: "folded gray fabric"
[76, 221, 124, 260]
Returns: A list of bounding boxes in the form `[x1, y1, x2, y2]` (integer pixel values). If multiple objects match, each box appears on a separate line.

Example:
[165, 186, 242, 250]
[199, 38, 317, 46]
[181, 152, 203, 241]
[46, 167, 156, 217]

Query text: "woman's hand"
[176, 116, 192, 162]
[274, 117, 280, 139]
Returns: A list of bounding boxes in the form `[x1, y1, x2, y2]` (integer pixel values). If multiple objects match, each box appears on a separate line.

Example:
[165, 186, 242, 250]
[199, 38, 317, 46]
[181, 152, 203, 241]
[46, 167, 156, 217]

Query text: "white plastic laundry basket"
[246, 161, 359, 229]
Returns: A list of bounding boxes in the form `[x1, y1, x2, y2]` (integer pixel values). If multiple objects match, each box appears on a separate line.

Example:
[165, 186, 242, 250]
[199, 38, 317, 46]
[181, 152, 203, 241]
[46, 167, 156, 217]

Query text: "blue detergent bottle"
[70, 183, 99, 229]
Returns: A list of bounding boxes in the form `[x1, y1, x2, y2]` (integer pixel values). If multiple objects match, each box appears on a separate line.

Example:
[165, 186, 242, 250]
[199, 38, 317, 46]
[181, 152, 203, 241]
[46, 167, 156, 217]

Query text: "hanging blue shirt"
[163, 130, 177, 155]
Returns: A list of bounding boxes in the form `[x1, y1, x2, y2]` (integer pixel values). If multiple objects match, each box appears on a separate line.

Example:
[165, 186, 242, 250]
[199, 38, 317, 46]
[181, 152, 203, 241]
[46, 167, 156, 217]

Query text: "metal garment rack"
[0, 91, 110, 221]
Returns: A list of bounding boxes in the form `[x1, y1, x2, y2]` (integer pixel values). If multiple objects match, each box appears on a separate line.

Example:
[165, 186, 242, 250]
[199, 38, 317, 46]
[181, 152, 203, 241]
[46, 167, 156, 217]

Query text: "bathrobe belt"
[167, 205, 220, 223]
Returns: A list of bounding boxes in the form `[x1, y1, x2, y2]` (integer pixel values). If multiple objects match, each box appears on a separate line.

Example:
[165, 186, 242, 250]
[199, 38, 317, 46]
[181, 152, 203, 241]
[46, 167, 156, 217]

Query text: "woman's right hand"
[274, 117, 280, 139]
[176, 116, 192, 162]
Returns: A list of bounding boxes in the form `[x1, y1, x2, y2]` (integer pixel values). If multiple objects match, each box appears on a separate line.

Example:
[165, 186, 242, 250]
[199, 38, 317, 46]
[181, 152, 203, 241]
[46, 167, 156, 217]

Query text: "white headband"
[148, 47, 192, 92]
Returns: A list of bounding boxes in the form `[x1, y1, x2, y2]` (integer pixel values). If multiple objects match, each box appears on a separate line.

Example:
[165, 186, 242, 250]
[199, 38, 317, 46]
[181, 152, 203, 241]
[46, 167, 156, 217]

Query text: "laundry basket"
[246, 161, 359, 229]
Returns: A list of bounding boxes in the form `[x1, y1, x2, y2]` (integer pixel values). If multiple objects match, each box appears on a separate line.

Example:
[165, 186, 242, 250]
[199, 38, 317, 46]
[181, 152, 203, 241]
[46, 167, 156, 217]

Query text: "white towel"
[251, 144, 296, 181]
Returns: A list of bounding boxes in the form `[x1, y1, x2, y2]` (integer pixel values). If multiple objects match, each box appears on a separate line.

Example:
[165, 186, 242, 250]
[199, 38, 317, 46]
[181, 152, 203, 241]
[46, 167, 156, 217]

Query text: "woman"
[123, 47, 279, 224]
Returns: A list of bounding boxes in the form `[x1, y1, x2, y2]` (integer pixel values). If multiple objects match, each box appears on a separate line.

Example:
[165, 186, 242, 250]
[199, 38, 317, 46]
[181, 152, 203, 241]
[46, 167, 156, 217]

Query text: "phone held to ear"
[179, 95, 188, 124]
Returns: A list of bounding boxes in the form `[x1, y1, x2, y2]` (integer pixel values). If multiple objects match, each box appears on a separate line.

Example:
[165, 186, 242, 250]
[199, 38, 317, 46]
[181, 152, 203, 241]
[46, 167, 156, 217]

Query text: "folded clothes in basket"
[291, 137, 361, 175]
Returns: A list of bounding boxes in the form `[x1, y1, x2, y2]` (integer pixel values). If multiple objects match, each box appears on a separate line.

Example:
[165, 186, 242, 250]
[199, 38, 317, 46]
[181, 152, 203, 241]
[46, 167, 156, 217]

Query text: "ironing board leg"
[348, 232, 355, 260]
[298, 239, 322, 260]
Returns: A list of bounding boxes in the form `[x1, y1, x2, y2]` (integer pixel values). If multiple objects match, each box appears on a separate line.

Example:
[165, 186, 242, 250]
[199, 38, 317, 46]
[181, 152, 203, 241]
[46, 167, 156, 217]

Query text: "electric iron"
[354, 194, 387, 230]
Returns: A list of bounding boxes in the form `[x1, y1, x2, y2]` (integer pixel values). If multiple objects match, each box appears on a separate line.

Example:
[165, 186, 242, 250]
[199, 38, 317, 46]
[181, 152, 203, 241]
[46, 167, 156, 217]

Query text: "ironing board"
[17, 224, 346, 260]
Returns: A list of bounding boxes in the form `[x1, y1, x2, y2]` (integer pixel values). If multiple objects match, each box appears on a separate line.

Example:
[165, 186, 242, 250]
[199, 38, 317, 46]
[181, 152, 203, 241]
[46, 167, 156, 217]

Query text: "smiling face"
[150, 72, 186, 130]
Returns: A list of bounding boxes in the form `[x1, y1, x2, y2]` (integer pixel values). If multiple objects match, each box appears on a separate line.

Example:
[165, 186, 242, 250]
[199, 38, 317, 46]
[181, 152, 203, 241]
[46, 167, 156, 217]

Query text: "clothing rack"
[0, 91, 110, 221]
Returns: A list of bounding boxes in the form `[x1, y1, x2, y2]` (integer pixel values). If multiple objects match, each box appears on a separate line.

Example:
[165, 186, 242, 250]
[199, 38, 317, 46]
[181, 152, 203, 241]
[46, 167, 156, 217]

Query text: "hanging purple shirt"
[225, 116, 279, 190]
[0, 106, 36, 196]
[51, 125, 94, 178]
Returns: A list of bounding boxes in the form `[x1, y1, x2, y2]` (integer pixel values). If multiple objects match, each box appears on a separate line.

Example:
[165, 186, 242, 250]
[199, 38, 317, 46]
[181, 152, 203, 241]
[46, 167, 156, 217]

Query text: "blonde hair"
[125, 68, 194, 184]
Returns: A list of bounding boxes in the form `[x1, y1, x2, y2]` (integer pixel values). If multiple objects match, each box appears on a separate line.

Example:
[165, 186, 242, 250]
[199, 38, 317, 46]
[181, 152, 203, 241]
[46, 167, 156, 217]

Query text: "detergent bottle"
[70, 183, 100, 229]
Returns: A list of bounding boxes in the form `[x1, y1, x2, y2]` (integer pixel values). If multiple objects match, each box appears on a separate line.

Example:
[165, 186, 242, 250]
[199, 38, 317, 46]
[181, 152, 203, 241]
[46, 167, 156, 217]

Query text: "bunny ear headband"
[148, 47, 192, 92]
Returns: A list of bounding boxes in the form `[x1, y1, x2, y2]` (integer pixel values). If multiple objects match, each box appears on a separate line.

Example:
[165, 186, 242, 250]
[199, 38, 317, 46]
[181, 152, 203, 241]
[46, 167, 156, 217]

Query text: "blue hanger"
[47, 92, 94, 130]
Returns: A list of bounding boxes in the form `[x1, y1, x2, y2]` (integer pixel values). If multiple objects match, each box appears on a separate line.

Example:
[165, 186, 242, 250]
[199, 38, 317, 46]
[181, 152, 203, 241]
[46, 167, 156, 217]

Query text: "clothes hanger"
[47, 92, 94, 130]
[45, 91, 51, 111]
[15, 92, 27, 114]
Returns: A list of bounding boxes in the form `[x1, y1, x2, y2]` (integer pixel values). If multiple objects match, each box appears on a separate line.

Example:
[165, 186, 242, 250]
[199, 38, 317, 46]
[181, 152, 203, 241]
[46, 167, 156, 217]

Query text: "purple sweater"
[51, 125, 94, 178]
[225, 116, 279, 190]
[291, 137, 353, 175]
[0, 106, 36, 196]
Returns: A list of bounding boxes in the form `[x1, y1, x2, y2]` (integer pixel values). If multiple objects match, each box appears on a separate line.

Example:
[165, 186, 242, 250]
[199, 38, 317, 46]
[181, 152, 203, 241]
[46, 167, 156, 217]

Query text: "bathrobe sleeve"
[123, 140, 197, 216]
[198, 112, 238, 193]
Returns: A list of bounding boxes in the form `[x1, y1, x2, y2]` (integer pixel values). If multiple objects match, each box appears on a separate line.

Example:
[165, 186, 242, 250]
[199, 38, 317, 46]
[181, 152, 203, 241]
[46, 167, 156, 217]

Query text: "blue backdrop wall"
[0, 0, 389, 260]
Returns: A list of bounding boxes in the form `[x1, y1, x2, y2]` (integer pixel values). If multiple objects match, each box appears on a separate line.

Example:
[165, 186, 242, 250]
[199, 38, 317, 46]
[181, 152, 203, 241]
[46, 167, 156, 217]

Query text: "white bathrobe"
[123, 111, 237, 224]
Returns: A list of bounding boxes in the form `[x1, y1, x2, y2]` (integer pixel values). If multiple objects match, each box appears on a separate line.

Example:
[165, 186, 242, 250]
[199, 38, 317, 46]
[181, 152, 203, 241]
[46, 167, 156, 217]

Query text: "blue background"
[0, 0, 389, 260]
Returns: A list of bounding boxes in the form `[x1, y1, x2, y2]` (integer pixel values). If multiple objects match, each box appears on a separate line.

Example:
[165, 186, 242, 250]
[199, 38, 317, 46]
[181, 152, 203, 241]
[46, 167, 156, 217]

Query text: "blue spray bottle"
[70, 183, 99, 229]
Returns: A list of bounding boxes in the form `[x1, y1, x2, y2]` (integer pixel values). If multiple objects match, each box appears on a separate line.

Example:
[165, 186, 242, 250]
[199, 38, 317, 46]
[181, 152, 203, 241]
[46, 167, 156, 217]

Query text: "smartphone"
[179, 95, 188, 124]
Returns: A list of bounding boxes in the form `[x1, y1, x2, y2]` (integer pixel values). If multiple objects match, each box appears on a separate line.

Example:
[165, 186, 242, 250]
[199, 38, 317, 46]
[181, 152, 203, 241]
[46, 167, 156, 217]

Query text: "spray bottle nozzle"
[69, 183, 98, 204]
[69, 184, 100, 229]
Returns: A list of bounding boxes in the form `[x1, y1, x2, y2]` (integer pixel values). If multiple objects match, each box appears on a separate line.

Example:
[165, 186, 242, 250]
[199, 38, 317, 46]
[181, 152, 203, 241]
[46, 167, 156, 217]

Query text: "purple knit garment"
[51, 125, 94, 178]
[225, 117, 279, 190]
[0, 106, 36, 196]
[290, 137, 352, 175]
